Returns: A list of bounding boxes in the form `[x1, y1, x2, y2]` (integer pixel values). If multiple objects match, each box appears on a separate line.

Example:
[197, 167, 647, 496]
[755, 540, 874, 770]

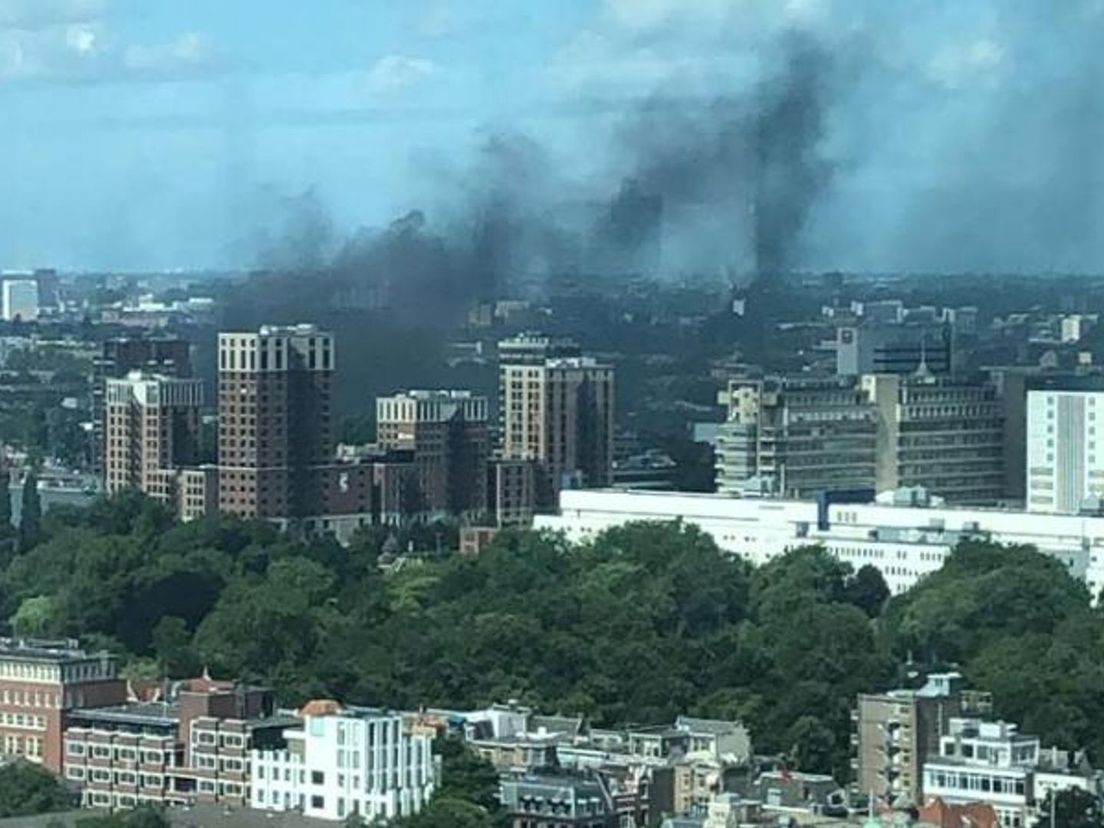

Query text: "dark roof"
[69, 702, 180, 728]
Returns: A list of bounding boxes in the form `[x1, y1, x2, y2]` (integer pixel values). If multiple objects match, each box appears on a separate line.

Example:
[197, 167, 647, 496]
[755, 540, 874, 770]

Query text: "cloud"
[0, 0, 104, 29]
[123, 32, 211, 76]
[928, 37, 1006, 90]
[366, 54, 435, 94]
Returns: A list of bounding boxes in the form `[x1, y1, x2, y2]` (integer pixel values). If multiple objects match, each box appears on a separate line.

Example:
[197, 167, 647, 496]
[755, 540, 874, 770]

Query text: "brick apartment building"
[0, 638, 126, 772]
[64, 675, 295, 810]
[376, 390, 489, 522]
[103, 371, 213, 521]
[217, 324, 371, 539]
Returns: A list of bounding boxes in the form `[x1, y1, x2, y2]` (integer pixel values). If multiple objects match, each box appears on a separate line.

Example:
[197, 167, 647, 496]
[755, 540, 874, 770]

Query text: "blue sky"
[3, 0, 1104, 274]
[0, 0, 600, 270]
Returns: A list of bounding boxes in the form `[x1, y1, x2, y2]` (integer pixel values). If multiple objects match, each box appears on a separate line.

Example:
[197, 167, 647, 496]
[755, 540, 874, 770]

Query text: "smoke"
[243, 0, 1104, 325]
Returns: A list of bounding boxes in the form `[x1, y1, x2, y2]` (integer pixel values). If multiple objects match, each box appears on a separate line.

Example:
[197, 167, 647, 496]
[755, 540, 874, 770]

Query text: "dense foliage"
[0, 760, 73, 817]
[1, 491, 1102, 786]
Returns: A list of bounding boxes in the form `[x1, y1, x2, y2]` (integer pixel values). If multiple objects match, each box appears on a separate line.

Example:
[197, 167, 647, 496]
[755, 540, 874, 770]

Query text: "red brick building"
[0, 638, 127, 772]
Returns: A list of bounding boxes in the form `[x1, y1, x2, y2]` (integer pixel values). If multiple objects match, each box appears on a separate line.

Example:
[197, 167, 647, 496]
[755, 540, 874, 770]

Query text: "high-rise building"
[92, 337, 192, 476]
[0, 637, 126, 773]
[104, 371, 207, 518]
[217, 324, 334, 520]
[376, 390, 489, 522]
[498, 334, 615, 504]
[1025, 389, 1104, 514]
[1, 278, 39, 321]
[836, 319, 952, 376]
[715, 376, 878, 498]
[217, 325, 370, 538]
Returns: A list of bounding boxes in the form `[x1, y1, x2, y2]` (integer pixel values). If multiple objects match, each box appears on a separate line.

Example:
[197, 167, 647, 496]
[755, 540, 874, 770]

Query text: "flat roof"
[69, 702, 180, 728]
[0, 638, 112, 664]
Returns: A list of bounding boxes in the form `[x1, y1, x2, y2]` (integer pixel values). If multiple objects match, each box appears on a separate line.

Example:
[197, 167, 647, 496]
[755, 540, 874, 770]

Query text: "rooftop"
[0, 637, 112, 665]
[69, 701, 180, 728]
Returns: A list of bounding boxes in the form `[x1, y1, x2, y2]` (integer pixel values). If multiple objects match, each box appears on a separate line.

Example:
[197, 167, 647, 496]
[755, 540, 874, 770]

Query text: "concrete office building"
[854, 673, 984, 806]
[865, 374, 1005, 506]
[1026, 390, 1104, 514]
[250, 699, 437, 823]
[1, 278, 39, 322]
[103, 371, 210, 520]
[217, 325, 371, 538]
[92, 337, 192, 476]
[715, 374, 1004, 505]
[0, 638, 126, 773]
[715, 376, 878, 498]
[376, 390, 489, 522]
[535, 488, 1104, 598]
[499, 334, 615, 504]
[64, 676, 292, 811]
[836, 319, 953, 377]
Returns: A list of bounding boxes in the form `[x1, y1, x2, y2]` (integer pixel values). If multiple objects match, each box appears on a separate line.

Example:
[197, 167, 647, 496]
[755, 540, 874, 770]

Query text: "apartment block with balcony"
[854, 673, 977, 806]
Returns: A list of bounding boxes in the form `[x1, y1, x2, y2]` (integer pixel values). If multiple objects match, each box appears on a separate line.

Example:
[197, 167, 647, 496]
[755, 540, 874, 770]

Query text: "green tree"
[846, 564, 890, 617]
[19, 470, 42, 552]
[432, 735, 501, 813]
[0, 454, 13, 538]
[10, 594, 60, 637]
[0, 760, 72, 817]
[151, 616, 201, 677]
[1035, 788, 1104, 828]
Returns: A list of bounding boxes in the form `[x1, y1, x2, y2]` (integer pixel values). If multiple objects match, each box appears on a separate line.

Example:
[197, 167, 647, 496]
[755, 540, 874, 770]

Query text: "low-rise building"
[922, 718, 1101, 828]
[62, 675, 289, 811]
[249, 699, 437, 823]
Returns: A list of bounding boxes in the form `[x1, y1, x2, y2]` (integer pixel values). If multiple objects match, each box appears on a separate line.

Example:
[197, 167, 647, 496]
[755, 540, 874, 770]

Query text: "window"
[311, 795, 325, 809]
[312, 771, 325, 785]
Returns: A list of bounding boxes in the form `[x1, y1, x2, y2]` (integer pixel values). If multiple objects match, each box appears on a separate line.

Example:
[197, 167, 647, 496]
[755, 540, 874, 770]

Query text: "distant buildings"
[92, 337, 193, 477]
[1, 278, 39, 322]
[498, 334, 616, 506]
[103, 371, 213, 521]
[1026, 389, 1104, 514]
[250, 699, 437, 822]
[376, 390, 489, 522]
[216, 325, 370, 539]
[535, 488, 1104, 598]
[715, 373, 1005, 505]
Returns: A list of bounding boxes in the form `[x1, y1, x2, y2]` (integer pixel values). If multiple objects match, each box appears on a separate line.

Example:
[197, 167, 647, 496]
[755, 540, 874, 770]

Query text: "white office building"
[249, 700, 436, 823]
[2, 279, 39, 321]
[923, 718, 1099, 828]
[534, 489, 1104, 598]
[1026, 390, 1104, 515]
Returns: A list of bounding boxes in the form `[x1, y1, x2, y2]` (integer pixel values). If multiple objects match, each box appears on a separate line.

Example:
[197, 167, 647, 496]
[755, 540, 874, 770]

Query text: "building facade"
[855, 674, 976, 806]
[922, 718, 1099, 828]
[1025, 390, 1104, 514]
[249, 700, 437, 823]
[0, 638, 126, 773]
[499, 335, 615, 505]
[715, 376, 878, 498]
[103, 371, 206, 519]
[63, 676, 290, 811]
[376, 390, 489, 522]
[217, 325, 371, 538]
[92, 337, 192, 477]
[1, 279, 39, 322]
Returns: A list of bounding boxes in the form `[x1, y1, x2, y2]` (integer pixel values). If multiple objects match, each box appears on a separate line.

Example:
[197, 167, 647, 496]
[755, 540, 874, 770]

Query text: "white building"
[922, 718, 1099, 828]
[249, 700, 436, 823]
[534, 489, 1104, 598]
[2, 279, 39, 321]
[1026, 390, 1104, 515]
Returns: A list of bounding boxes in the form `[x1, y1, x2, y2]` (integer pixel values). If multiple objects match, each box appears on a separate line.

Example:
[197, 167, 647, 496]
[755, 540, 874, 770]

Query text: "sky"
[2, 0, 1104, 274]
